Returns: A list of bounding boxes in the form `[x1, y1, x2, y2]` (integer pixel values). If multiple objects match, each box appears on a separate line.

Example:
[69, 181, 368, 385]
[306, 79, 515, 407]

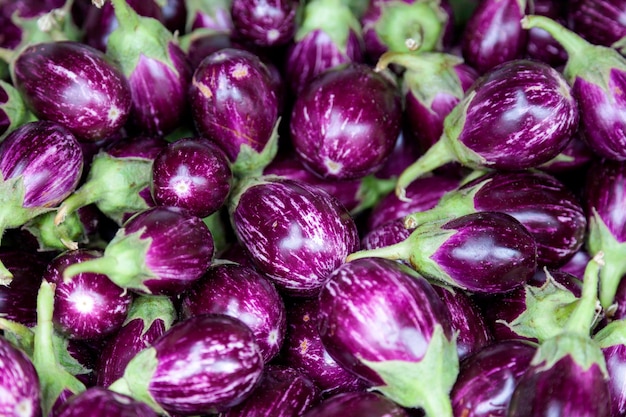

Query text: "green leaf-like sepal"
[231, 118, 281, 178]
[594, 319, 626, 349]
[124, 295, 176, 337]
[295, 0, 362, 53]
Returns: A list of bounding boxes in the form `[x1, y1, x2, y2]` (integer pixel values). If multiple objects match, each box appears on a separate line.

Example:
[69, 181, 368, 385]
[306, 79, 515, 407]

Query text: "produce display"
[2, 0, 626, 416]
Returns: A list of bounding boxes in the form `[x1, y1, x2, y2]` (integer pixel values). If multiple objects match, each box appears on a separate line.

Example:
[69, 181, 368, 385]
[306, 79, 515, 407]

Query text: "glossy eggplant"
[189, 48, 280, 176]
[595, 319, 626, 417]
[318, 257, 457, 414]
[395, 59, 579, 200]
[361, 217, 414, 250]
[180, 261, 286, 363]
[0, 335, 41, 417]
[228, 176, 359, 296]
[451, 340, 536, 417]
[402, 170, 587, 267]
[10, 41, 132, 141]
[302, 391, 409, 417]
[56, 386, 159, 417]
[524, 0, 568, 67]
[108, 314, 264, 415]
[348, 211, 538, 294]
[96, 294, 176, 388]
[568, 0, 626, 54]
[231, 0, 299, 46]
[151, 137, 232, 218]
[220, 365, 319, 417]
[290, 62, 402, 180]
[63, 206, 214, 296]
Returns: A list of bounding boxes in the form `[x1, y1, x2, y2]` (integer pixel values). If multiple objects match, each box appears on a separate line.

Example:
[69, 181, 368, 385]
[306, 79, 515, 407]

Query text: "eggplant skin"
[55, 387, 159, 417]
[0, 336, 41, 417]
[302, 391, 409, 417]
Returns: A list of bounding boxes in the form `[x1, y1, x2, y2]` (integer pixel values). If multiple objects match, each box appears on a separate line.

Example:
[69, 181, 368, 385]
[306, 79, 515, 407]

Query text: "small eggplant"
[302, 391, 409, 417]
[180, 261, 286, 363]
[230, 0, 299, 46]
[108, 313, 264, 415]
[568, 0, 626, 54]
[318, 257, 457, 414]
[395, 59, 579, 200]
[524, 0, 568, 67]
[348, 211, 538, 294]
[55, 386, 159, 417]
[0, 335, 41, 417]
[289, 62, 402, 180]
[361, 217, 414, 250]
[594, 319, 626, 417]
[228, 176, 359, 296]
[63, 206, 214, 296]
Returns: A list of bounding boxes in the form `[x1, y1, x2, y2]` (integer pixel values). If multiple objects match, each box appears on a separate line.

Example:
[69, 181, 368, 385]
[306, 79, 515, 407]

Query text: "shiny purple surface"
[524, 0, 568, 67]
[361, 217, 413, 250]
[568, 0, 626, 49]
[602, 343, 626, 417]
[56, 387, 158, 417]
[231, 0, 298, 46]
[0, 336, 41, 417]
[584, 159, 626, 243]
[302, 391, 409, 417]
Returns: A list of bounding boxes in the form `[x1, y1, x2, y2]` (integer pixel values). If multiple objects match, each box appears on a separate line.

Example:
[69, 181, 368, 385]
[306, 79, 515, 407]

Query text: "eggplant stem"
[564, 252, 603, 335]
[346, 239, 410, 263]
[520, 15, 587, 57]
[62, 255, 117, 283]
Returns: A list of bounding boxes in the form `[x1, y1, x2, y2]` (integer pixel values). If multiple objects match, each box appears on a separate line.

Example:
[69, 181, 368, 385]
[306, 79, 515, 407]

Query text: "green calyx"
[183, 0, 233, 35]
[231, 117, 281, 178]
[295, 0, 362, 53]
[594, 319, 626, 349]
[361, 325, 458, 415]
[0, 80, 35, 141]
[351, 175, 396, 216]
[23, 210, 86, 251]
[124, 295, 176, 337]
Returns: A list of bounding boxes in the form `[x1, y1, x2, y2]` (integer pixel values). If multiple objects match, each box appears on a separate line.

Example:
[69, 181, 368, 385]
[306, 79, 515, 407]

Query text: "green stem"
[0, 47, 15, 64]
[345, 237, 411, 262]
[62, 255, 118, 282]
[520, 15, 588, 59]
[54, 183, 98, 226]
[564, 252, 603, 335]
[110, 0, 140, 30]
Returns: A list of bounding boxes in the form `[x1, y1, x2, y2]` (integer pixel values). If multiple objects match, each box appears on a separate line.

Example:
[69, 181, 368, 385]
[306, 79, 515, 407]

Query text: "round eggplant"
[55, 387, 159, 417]
[230, 0, 299, 46]
[0, 335, 41, 417]
[302, 391, 409, 417]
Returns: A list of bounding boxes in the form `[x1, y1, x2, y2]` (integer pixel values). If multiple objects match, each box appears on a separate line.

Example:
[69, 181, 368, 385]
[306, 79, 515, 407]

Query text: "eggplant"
[185, 0, 234, 34]
[96, 294, 176, 388]
[451, 340, 536, 417]
[105, 0, 193, 136]
[230, 0, 299, 46]
[9, 41, 132, 142]
[151, 137, 233, 218]
[63, 206, 214, 295]
[108, 313, 264, 415]
[537, 132, 594, 174]
[568, 0, 626, 54]
[302, 391, 409, 417]
[348, 211, 537, 294]
[279, 296, 371, 396]
[284, 0, 364, 94]
[180, 261, 286, 363]
[44, 249, 133, 341]
[317, 257, 457, 414]
[395, 59, 579, 200]
[361, 217, 414, 250]
[0, 335, 41, 417]
[521, 15, 626, 161]
[219, 365, 320, 417]
[228, 176, 359, 296]
[55, 386, 159, 417]
[524, 0, 567, 67]
[402, 170, 587, 267]
[289, 62, 402, 180]
[594, 319, 626, 417]
[189, 48, 280, 176]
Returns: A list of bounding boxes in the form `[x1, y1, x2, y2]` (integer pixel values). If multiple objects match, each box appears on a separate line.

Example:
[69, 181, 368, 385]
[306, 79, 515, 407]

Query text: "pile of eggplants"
[2, 0, 626, 416]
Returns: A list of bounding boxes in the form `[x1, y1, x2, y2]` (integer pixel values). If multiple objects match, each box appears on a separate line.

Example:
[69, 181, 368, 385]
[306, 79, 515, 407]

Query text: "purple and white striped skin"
[568, 0, 626, 54]
[62, 206, 214, 296]
[96, 294, 176, 388]
[180, 261, 286, 363]
[106, 0, 193, 137]
[302, 391, 409, 417]
[284, 0, 364, 95]
[404, 170, 588, 268]
[595, 320, 626, 417]
[361, 217, 413, 250]
[349, 212, 538, 294]
[219, 365, 320, 417]
[280, 297, 370, 396]
[0, 336, 41, 417]
[318, 257, 457, 414]
[229, 176, 359, 296]
[290, 62, 402, 180]
[231, 0, 299, 46]
[451, 340, 536, 417]
[151, 137, 232, 218]
[11, 41, 132, 142]
[461, 0, 527, 74]
[186, 0, 234, 34]
[524, 0, 567, 67]
[395, 58, 579, 200]
[189, 48, 280, 176]
[0, 79, 32, 141]
[55, 387, 159, 417]
[44, 249, 132, 341]
[108, 314, 264, 415]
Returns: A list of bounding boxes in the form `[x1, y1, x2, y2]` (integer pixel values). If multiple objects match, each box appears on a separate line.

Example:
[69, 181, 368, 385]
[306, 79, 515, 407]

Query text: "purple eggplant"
[279, 297, 371, 396]
[44, 249, 132, 340]
[150, 137, 232, 218]
[290, 62, 402, 180]
[361, 217, 414, 250]
[55, 135, 168, 229]
[105, 0, 192, 136]
[461, 0, 527, 74]
[568, 0, 626, 54]
[0, 335, 41, 417]
[284, 0, 364, 94]
[395, 59, 579, 200]
[56, 386, 159, 417]
[230, 0, 299, 46]
[402, 170, 587, 267]
[595, 319, 626, 417]
[302, 391, 409, 417]
[189, 48, 280, 176]
[524, 0, 568, 67]
[451, 340, 536, 417]
[228, 176, 359, 296]
[180, 261, 286, 363]
[108, 314, 264, 415]
[348, 211, 538, 294]
[521, 15, 626, 161]
[0, 79, 33, 140]
[63, 206, 214, 295]
[96, 294, 176, 388]
[160, 0, 187, 34]
[219, 365, 320, 417]
[537, 131, 594, 174]
[318, 257, 457, 414]
[10, 40, 132, 142]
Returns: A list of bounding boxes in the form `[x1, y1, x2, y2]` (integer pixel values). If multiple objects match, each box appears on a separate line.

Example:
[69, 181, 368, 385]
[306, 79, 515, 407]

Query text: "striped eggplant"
[55, 387, 159, 417]
[568, 0, 626, 54]
[595, 319, 626, 417]
[230, 0, 299, 46]
[0, 335, 41, 417]
[302, 391, 409, 417]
